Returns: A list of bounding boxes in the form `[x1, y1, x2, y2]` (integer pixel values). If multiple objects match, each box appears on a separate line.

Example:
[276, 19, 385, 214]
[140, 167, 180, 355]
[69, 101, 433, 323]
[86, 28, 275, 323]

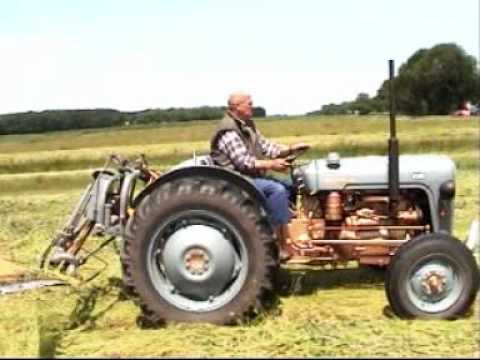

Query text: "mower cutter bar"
[0, 279, 66, 295]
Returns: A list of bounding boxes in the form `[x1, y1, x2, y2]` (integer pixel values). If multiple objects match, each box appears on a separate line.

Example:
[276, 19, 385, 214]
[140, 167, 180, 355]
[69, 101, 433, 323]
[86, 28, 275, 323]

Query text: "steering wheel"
[285, 145, 311, 166]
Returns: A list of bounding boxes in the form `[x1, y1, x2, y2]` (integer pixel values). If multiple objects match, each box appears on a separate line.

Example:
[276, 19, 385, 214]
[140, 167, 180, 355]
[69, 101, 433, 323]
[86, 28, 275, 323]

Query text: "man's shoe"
[276, 225, 292, 262]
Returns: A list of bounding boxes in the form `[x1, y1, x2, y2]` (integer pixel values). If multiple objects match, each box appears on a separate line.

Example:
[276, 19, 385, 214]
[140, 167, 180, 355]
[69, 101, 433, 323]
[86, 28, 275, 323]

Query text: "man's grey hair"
[228, 91, 251, 110]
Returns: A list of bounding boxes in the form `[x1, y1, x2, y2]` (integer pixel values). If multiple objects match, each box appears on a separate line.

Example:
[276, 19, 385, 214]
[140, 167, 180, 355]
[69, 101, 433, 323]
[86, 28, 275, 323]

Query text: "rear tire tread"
[120, 176, 278, 325]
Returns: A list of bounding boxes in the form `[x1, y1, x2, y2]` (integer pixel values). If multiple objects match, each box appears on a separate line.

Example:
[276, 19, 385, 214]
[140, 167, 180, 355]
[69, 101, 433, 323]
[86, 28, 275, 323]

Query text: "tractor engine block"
[286, 191, 426, 265]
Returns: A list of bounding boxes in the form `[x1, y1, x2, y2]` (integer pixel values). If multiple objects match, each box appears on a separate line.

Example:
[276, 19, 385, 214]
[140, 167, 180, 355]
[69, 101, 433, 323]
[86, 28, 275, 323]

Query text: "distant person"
[209, 91, 310, 261]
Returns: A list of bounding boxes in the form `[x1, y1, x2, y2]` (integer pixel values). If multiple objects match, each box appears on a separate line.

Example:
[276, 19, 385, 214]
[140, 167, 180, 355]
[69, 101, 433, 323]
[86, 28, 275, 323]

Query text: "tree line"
[1, 42, 478, 135]
[0, 106, 267, 135]
[308, 43, 480, 116]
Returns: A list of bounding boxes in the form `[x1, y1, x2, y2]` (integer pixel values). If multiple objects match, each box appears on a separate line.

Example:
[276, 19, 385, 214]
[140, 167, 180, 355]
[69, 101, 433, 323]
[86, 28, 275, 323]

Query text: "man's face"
[235, 96, 253, 121]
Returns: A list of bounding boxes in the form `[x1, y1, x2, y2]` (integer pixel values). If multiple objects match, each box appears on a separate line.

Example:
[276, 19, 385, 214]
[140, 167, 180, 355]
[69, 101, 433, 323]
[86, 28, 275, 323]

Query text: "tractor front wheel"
[385, 233, 479, 319]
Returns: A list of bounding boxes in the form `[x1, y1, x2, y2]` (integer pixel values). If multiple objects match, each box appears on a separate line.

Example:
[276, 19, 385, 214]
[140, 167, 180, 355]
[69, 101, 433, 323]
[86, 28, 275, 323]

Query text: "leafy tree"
[378, 43, 479, 115]
[350, 93, 373, 115]
[252, 106, 266, 117]
[355, 93, 370, 102]
[309, 43, 478, 116]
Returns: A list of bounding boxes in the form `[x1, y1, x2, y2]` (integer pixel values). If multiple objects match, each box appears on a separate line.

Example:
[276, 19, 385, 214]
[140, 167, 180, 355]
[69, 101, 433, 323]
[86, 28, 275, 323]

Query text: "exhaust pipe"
[388, 59, 400, 216]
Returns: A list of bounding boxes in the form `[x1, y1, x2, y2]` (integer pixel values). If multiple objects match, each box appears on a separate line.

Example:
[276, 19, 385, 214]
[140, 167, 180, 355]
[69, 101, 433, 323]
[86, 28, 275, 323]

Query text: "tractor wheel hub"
[184, 248, 210, 276]
[161, 224, 237, 301]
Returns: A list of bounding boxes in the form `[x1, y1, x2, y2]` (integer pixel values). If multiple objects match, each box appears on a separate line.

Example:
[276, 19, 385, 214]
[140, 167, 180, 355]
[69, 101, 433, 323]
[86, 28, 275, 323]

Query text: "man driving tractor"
[210, 91, 310, 261]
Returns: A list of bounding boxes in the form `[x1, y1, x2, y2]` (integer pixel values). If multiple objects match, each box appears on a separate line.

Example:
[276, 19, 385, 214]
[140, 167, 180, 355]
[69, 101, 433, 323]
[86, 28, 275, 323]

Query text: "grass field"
[0, 115, 479, 357]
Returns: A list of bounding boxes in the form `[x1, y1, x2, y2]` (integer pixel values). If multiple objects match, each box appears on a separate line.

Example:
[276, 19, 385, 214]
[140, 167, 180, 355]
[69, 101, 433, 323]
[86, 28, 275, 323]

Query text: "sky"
[0, 0, 478, 116]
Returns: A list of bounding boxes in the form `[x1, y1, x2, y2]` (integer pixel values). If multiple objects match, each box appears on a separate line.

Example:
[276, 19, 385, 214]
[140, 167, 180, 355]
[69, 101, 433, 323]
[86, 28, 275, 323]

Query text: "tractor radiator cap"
[326, 152, 341, 169]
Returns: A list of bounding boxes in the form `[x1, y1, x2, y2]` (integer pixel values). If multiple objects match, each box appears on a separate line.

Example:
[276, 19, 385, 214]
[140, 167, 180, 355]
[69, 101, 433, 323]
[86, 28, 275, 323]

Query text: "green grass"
[1, 131, 478, 174]
[0, 115, 478, 357]
[6, 282, 476, 357]
[0, 115, 476, 155]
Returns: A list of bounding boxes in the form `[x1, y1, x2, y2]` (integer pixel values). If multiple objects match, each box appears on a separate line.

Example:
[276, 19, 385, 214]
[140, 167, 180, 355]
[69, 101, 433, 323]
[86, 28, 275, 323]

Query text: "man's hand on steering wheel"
[270, 158, 291, 172]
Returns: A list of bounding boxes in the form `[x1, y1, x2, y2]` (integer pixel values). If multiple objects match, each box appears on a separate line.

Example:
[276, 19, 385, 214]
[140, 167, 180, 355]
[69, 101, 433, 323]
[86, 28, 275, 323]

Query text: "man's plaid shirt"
[216, 129, 282, 176]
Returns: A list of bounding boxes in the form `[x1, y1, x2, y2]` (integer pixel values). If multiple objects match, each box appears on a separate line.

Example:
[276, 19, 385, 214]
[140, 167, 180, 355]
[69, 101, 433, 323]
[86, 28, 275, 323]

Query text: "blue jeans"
[252, 178, 291, 227]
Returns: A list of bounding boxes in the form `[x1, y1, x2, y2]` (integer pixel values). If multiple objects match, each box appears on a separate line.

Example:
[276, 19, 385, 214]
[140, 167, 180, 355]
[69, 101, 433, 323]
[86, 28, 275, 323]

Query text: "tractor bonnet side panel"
[300, 154, 456, 233]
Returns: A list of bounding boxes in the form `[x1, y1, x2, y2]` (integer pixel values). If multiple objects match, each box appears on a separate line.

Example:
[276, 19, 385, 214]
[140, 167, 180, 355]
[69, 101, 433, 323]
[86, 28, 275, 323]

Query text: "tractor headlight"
[439, 180, 455, 199]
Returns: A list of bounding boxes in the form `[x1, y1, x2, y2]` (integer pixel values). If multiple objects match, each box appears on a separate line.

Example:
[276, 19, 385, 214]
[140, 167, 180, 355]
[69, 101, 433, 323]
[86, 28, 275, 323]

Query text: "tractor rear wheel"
[385, 233, 479, 319]
[121, 176, 278, 325]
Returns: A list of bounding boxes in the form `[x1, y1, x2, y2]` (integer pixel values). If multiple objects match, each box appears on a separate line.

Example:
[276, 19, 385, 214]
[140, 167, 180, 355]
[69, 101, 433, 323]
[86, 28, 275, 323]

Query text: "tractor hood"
[299, 154, 456, 193]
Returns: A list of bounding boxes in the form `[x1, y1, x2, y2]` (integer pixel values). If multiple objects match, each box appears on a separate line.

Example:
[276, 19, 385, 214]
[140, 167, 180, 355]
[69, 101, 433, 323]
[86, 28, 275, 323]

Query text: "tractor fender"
[132, 165, 268, 212]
